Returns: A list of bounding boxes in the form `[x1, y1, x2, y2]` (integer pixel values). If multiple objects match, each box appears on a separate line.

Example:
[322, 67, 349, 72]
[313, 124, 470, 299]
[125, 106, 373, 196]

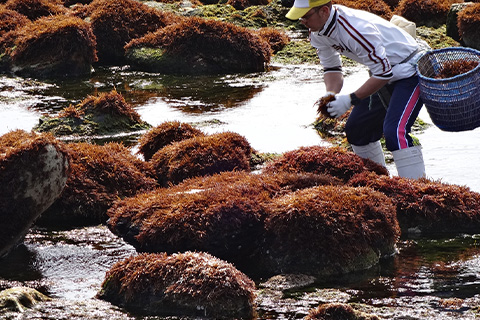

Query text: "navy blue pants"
[344, 75, 423, 152]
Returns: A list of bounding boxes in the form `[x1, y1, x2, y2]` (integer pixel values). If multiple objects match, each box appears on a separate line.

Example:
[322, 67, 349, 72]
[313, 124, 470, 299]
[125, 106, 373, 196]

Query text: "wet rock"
[0, 130, 69, 258]
[98, 251, 257, 318]
[125, 16, 271, 75]
[36, 141, 157, 228]
[348, 172, 480, 235]
[446, 2, 471, 44]
[305, 303, 380, 320]
[149, 131, 252, 186]
[34, 90, 150, 137]
[259, 274, 316, 291]
[260, 185, 400, 277]
[1, 14, 97, 78]
[0, 286, 50, 313]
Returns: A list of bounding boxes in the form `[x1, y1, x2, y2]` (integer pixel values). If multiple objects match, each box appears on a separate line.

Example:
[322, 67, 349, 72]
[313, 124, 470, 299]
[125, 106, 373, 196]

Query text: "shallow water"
[1, 65, 480, 319]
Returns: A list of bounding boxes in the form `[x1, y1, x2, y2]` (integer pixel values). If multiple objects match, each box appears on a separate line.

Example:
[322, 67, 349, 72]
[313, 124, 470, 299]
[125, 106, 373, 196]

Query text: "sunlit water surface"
[1, 65, 479, 319]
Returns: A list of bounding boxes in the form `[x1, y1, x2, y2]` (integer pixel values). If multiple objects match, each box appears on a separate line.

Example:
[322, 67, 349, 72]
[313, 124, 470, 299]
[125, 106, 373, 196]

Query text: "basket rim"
[416, 46, 480, 82]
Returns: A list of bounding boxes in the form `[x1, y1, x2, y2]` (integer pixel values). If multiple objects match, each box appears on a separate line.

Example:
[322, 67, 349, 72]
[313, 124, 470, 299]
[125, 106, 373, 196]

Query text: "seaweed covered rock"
[150, 131, 252, 186]
[1, 14, 97, 78]
[348, 172, 480, 235]
[305, 303, 380, 320]
[137, 121, 205, 161]
[394, 0, 451, 28]
[261, 185, 399, 277]
[4, 0, 68, 21]
[107, 171, 340, 271]
[263, 145, 389, 183]
[333, 0, 393, 20]
[458, 3, 480, 50]
[125, 16, 271, 75]
[36, 141, 157, 228]
[98, 252, 257, 318]
[0, 286, 50, 312]
[0, 130, 69, 257]
[79, 0, 175, 64]
[0, 7, 29, 38]
[35, 90, 150, 136]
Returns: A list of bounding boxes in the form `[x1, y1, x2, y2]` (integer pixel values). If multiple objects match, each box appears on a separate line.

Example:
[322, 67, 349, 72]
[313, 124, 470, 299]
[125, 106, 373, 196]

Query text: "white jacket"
[310, 5, 421, 83]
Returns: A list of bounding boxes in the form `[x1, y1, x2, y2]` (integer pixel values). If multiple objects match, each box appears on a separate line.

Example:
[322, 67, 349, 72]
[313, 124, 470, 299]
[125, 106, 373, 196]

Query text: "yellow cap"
[285, 0, 331, 20]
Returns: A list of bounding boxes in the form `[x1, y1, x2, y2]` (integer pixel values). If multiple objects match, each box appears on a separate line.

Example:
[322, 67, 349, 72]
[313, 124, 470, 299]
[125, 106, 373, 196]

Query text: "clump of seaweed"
[35, 89, 150, 136]
[125, 16, 271, 74]
[98, 252, 257, 318]
[36, 141, 157, 228]
[305, 303, 380, 320]
[256, 27, 290, 53]
[263, 145, 389, 182]
[315, 93, 335, 118]
[394, 0, 451, 28]
[3, 14, 97, 77]
[137, 121, 205, 161]
[262, 185, 399, 276]
[348, 171, 480, 234]
[436, 59, 479, 79]
[78, 0, 176, 64]
[4, 0, 68, 21]
[149, 131, 252, 186]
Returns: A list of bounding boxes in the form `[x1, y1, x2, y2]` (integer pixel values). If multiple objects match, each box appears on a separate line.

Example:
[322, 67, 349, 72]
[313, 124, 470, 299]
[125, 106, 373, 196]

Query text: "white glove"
[327, 94, 352, 118]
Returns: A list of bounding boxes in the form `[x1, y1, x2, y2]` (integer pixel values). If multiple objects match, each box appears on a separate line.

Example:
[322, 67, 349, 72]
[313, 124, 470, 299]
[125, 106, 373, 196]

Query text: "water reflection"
[1, 64, 480, 319]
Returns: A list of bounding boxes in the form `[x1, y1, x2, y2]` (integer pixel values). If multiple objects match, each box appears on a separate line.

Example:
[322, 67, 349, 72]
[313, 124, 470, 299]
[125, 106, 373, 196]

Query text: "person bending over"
[286, 0, 427, 178]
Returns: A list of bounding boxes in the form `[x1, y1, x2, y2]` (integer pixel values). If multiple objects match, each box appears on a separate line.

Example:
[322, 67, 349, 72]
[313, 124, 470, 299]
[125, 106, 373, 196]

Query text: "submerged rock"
[0, 130, 69, 258]
[34, 90, 150, 137]
[98, 251, 257, 318]
[0, 286, 50, 313]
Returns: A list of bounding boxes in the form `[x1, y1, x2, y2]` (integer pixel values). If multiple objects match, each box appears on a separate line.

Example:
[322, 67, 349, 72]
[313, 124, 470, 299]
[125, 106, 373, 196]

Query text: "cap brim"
[285, 7, 311, 20]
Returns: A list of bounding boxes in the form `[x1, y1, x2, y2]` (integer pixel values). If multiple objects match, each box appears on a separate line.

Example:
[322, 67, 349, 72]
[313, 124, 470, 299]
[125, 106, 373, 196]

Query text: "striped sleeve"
[337, 15, 393, 80]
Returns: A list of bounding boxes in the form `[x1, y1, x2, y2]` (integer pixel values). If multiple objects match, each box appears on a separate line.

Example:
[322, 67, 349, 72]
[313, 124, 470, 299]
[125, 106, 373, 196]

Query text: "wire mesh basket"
[416, 47, 480, 132]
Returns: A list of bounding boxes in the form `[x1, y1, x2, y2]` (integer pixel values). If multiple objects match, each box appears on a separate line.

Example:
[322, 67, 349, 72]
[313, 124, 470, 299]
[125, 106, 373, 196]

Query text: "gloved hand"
[315, 91, 337, 117]
[327, 94, 352, 118]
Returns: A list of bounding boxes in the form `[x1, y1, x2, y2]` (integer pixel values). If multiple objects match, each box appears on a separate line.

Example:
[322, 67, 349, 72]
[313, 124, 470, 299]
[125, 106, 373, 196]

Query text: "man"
[286, 0, 427, 179]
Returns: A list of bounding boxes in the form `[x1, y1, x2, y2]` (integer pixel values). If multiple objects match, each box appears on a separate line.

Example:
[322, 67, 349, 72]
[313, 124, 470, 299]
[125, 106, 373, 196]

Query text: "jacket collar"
[319, 6, 337, 36]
